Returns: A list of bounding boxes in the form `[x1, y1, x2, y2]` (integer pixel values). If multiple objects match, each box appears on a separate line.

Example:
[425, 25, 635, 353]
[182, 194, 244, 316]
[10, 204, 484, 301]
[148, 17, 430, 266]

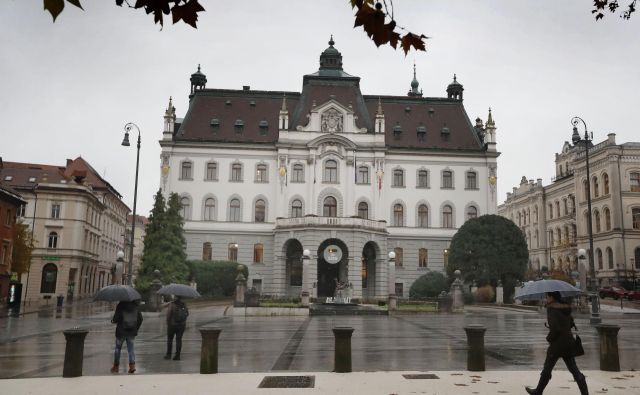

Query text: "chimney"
[243, 86, 250, 91]
[66, 159, 73, 167]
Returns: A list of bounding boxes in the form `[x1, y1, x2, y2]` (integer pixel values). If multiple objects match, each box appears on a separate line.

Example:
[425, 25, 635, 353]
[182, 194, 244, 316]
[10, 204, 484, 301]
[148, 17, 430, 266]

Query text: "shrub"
[188, 260, 248, 297]
[409, 271, 448, 299]
[474, 285, 495, 303]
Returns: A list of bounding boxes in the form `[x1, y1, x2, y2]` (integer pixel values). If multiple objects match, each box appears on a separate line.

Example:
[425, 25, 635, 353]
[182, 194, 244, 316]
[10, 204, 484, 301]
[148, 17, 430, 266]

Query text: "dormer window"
[259, 120, 269, 136]
[225, 100, 232, 106]
[404, 106, 411, 113]
[210, 118, 220, 132]
[417, 126, 426, 142]
[440, 126, 450, 141]
[3, 176, 12, 181]
[28, 177, 36, 183]
[249, 100, 256, 107]
[393, 123, 402, 140]
[234, 119, 244, 134]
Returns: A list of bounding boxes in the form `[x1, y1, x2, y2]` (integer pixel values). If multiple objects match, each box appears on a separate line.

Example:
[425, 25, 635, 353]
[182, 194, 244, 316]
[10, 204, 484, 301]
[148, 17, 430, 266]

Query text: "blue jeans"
[114, 336, 135, 365]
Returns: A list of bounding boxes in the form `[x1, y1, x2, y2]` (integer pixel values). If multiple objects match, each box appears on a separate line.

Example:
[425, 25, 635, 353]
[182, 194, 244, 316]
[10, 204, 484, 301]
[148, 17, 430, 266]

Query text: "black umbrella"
[94, 284, 142, 302]
[156, 283, 201, 298]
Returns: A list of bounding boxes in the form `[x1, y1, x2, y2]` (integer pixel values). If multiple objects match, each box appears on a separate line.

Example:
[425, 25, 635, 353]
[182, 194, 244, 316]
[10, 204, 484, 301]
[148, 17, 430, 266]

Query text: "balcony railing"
[276, 216, 387, 232]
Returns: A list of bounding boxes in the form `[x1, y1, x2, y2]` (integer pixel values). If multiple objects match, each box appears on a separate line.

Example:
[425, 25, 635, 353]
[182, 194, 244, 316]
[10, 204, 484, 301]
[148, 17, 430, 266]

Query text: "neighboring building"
[0, 172, 26, 303]
[498, 134, 640, 288]
[124, 214, 147, 282]
[159, 38, 499, 299]
[0, 157, 130, 304]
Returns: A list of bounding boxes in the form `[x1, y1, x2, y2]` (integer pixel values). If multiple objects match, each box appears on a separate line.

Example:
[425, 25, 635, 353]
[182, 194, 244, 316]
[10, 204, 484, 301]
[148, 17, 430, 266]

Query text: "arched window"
[393, 204, 404, 226]
[597, 248, 603, 270]
[181, 161, 192, 179]
[418, 204, 428, 227]
[555, 201, 560, 218]
[442, 205, 453, 228]
[292, 164, 304, 182]
[253, 243, 264, 263]
[40, 263, 58, 293]
[255, 164, 268, 182]
[548, 204, 553, 219]
[466, 172, 477, 189]
[394, 247, 403, 267]
[228, 243, 238, 261]
[419, 248, 428, 268]
[607, 247, 614, 269]
[323, 196, 337, 217]
[202, 242, 212, 261]
[254, 199, 266, 223]
[393, 169, 404, 187]
[231, 163, 243, 181]
[291, 199, 303, 218]
[442, 170, 453, 189]
[357, 166, 369, 184]
[595, 210, 601, 233]
[593, 176, 599, 198]
[417, 170, 429, 188]
[48, 232, 58, 249]
[324, 160, 338, 182]
[204, 198, 215, 221]
[604, 207, 611, 231]
[563, 199, 568, 216]
[466, 206, 478, 220]
[603, 173, 609, 195]
[358, 202, 369, 219]
[230, 198, 241, 222]
[206, 162, 218, 180]
[180, 197, 191, 220]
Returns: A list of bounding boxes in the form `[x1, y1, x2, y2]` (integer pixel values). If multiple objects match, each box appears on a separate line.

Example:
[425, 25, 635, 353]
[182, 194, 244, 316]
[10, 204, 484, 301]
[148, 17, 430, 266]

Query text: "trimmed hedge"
[188, 260, 249, 297]
[409, 271, 448, 299]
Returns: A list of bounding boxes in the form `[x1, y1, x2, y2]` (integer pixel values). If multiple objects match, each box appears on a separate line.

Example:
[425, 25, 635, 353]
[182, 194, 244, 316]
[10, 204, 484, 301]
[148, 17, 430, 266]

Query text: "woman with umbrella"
[523, 288, 588, 395]
[158, 283, 200, 361]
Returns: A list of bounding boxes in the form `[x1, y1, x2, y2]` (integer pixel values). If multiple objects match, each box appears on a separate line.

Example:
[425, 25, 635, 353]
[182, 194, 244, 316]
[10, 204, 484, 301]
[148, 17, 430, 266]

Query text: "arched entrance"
[284, 239, 303, 295]
[362, 241, 378, 299]
[317, 238, 349, 298]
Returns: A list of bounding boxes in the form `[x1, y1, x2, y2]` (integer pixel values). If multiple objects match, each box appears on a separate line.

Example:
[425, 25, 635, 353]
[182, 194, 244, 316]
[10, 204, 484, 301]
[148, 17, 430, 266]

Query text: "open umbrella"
[156, 283, 201, 298]
[94, 284, 141, 302]
[514, 279, 581, 301]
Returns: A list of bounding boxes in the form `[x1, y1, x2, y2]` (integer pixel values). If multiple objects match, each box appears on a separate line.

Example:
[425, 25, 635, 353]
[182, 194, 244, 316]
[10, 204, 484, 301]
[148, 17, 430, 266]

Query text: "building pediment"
[297, 99, 367, 134]
[307, 134, 357, 158]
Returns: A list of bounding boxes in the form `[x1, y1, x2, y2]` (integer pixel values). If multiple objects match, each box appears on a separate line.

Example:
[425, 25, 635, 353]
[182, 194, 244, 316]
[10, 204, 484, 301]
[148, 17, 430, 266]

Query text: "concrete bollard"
[464, 325, 486, 371]
[301, 291, 310, 307]
[62, 328, 89, 378]
[333, 327, 354, 373]
[596, 324, 621, 371]
[388, 294, 397, 311]
[199, 327, 222, 374]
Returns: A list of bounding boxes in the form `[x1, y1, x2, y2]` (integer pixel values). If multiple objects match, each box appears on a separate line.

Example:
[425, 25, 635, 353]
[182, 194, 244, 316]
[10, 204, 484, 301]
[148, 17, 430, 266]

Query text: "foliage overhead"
[137, 190, 189, 290]
[11, 221, 35, 276]
[446, 215, 528, 288]
[592, 0, 636, 20]
[409, 271, 448, 298]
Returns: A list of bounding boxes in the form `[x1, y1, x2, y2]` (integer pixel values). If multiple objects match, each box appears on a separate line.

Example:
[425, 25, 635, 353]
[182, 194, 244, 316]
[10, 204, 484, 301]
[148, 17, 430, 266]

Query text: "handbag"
[573, 334, 585, 357]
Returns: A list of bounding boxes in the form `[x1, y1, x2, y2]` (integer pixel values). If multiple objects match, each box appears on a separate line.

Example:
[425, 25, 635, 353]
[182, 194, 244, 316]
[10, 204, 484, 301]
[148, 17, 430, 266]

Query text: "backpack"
[173, 303, 188, 324]
[122, 308, 138, 331]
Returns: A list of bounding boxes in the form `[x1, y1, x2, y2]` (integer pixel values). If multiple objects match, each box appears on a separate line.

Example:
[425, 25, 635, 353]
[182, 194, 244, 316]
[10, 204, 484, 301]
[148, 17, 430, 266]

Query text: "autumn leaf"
[354, 3, 385, 39]
[43, 0, 83, 21]
[172, 0, 205, 28]
[66, 0, 83, 9]
[401, 32, 428, 55]
[350, 0, 374, 9]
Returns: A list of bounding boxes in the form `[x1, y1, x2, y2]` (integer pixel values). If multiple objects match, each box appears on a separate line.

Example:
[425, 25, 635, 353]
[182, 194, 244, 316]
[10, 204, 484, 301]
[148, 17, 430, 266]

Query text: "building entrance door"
[317, 239, 348, 298]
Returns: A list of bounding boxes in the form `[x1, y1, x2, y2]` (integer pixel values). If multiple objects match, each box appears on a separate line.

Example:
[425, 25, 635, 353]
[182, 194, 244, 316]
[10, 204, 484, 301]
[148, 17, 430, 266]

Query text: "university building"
[498, 134, 640, 288]
[0, 157, 129, 303]
[160, 38, 499, 299]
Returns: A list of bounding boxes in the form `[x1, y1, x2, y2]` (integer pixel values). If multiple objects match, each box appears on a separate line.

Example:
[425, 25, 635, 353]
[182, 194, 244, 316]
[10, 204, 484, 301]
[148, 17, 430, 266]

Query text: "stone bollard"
[235, 273, 247, 307]
[388, 294, 397, 311]
[199, 327, 222, 374]
[301, 291, 310, 307]
[149, 269, 163, 312]
[62, 328, 89, 378]
[464, 325, 486, 371]
[596, 324, 621, 371]
[333, 327, 354, 373]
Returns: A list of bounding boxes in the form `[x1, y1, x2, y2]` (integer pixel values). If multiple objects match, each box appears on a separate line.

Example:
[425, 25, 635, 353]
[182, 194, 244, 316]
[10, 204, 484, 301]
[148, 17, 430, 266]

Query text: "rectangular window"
[51, 203, 60, 219]
[395, 283, 404, 297]
[417, 171, 429, 188]
[631, 172, 640, 192]
[206, 163, 217, 180]
[357, 166, 369, 184]
[252, 279, 262, 294]
[393, 170, 404, 187]
[442, 171, 453, 189]
[394, 247, 403, 267]
[228, 243, 238, 261]
[231, 164, 242, 181]
[292, 165, 304, 182]
[419, 248, 428, 268]
[466, 172, 477, 189]
[253, 244, 264, 263]
[17, 204, 26, 217]
[633, 208, 640, 230]
[255, 165, 268, 182]
[181, 162, 192, 179]
[5, 209, 11, 226]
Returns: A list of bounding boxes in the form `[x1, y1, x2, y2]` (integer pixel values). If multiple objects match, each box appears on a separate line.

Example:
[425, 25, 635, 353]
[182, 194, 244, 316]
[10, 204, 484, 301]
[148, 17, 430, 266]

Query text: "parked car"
[626, 290, 640, 301]
[599, 286, 628, 300]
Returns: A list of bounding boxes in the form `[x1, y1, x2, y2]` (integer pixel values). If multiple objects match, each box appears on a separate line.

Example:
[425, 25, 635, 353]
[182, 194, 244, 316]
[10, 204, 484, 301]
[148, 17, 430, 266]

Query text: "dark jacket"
[166, 300, 189, 328]
[112, 301, 143, 338]
[545, 302, 576, 358]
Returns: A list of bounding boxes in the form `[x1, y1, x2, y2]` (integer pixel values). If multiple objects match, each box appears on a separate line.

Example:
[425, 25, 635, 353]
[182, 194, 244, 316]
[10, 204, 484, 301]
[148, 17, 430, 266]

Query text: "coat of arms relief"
[321, 108, 343, 133]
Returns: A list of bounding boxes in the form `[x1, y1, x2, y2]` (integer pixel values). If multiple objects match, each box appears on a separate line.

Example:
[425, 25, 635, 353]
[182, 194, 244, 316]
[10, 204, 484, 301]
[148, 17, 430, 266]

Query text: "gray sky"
[1, 1, 639, 216]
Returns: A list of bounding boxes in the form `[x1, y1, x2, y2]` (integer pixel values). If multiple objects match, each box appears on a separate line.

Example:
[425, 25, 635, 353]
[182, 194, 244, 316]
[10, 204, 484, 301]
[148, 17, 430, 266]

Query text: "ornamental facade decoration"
[321, 108, 343, 133]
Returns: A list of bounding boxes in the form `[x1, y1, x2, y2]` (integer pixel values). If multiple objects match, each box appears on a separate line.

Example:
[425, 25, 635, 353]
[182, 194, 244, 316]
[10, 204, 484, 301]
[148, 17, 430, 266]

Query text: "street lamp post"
[121, 123, 141, 286]
[571, 116, 601, 324]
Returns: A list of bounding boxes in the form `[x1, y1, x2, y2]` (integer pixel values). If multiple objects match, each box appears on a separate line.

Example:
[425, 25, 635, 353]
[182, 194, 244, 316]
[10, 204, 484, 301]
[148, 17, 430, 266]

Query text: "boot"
[163, 354, 171, 360]
[172, 354, 180, 361]
[525, 388, 539, 395]
[128, 363, 136, 374]
[576, 377, 589, 395]
[525, 373, 551, 395]
[110, 364, 119, 374]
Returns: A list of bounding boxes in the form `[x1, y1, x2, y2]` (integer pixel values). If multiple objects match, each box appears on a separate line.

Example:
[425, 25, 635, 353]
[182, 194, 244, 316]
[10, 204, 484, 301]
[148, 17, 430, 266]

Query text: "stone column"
[149, 269, 163, 312]
[62, 328, 89, 378]
[450, 270, 464, 311]
[235, 272, 247, 307]
[301, 250, 310, 307]
[388, 253, 396, 297]
[199, 327, 222, 374]
[495, 281, 504, 304]
[333, 327, 355, 373]
[464, 325, 486, 371]
[596, 324, 621, 371]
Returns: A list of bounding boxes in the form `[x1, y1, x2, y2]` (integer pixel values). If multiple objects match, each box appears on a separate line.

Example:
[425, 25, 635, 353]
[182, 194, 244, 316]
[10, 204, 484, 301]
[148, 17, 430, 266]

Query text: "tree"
[593, 1, 637, 20]
[409, 271, 448, 299]
[11, 221, 35, 280]
[446, 215, 528, 299]
[137, 190, 189, 290]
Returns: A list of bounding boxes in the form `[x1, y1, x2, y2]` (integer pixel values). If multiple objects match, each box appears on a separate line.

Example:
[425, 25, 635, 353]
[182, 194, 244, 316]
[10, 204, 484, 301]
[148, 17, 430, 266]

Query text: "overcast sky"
[1, 1, 639, 216]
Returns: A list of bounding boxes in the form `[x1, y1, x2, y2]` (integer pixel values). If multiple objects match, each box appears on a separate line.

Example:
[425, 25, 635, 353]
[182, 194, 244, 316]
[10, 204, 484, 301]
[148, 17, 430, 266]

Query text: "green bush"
[474, 285, 495, 303]
[188, 260, 248, 297]
[409, 271, 448, 299]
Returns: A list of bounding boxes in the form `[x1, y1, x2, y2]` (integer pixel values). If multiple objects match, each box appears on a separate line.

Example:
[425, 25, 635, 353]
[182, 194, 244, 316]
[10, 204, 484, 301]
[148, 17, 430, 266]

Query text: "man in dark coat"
[526, 291, 588, 394]
[164, 296, 189, 360]
[111, 300, 143, 374]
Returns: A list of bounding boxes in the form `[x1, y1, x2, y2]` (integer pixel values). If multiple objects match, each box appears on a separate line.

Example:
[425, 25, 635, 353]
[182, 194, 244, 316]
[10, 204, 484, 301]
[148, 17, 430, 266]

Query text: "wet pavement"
[1, 301, 638, 379]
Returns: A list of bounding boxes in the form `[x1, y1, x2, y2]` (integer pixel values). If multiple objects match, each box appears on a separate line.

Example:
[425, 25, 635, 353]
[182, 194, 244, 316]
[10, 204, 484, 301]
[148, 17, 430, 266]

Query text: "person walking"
[164, 296, 189, 361]
[525, 291, 588, 394]
[110, 300, 143, 374]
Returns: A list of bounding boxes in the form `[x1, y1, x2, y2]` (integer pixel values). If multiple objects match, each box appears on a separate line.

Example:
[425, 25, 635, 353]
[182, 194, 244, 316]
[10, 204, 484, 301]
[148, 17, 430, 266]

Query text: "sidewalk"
[4, 370, 638, 394]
